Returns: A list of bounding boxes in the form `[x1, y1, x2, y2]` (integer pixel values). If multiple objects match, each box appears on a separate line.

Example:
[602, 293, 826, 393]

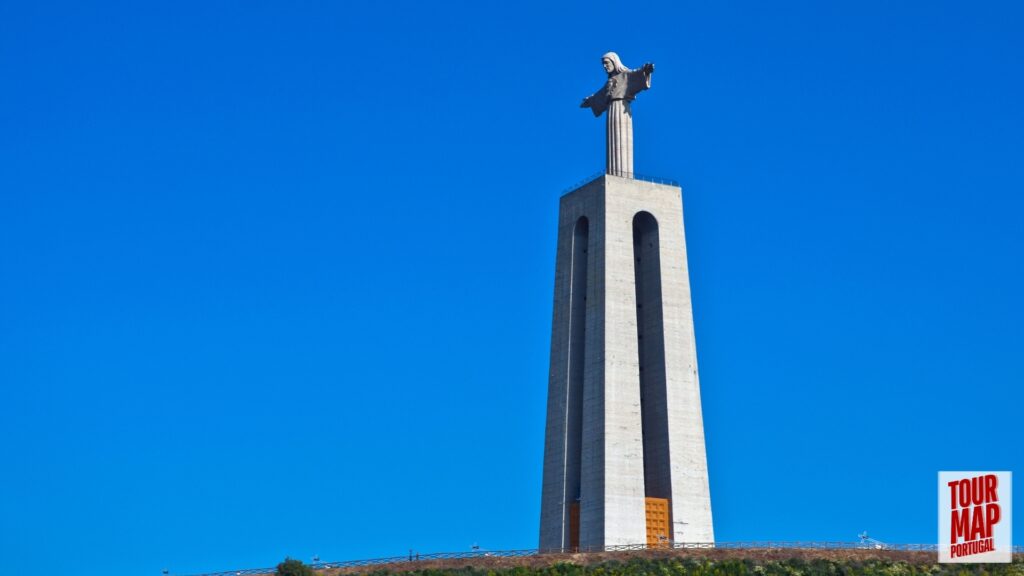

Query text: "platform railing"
[561, 172, 680, 194]
[177, 541, 1024, 576]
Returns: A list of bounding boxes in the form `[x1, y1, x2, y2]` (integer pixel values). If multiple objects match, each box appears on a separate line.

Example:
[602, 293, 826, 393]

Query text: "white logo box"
[938, 471, 1012, 563]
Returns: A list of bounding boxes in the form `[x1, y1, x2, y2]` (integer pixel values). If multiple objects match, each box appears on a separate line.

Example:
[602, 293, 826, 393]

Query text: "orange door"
[569, 502, 580, 551]
[645, 497, 671, 547]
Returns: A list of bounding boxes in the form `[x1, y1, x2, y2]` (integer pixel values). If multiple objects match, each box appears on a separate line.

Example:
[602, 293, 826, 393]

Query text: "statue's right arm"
[581, 88, 608, 116]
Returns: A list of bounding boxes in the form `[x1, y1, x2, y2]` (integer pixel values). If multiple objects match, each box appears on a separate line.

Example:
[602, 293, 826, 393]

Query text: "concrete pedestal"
[539, 175, 714, 550]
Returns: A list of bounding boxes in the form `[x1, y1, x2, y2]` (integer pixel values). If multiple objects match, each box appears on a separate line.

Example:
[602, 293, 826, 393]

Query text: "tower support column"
[539, 175, 714, 551]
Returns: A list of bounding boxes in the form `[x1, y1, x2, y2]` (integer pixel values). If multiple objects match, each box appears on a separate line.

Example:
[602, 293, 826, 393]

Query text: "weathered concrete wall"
[540, 178, 604, 551]
[540, 175, 713, 550]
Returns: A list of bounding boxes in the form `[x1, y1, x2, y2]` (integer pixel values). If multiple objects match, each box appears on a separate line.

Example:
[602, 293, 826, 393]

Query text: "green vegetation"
[356, 557, 1023, 576]
[277, 557, 317, 576]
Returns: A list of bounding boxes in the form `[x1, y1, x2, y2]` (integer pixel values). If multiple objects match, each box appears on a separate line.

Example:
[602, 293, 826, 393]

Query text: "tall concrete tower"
[539, 54, 713, 551]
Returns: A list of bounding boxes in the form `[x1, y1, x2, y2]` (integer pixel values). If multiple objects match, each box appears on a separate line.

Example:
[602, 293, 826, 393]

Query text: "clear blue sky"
[1, 2, 1021, 575]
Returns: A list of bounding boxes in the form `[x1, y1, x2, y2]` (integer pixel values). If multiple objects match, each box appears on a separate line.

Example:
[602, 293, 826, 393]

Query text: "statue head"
[602, 52, 628, 76]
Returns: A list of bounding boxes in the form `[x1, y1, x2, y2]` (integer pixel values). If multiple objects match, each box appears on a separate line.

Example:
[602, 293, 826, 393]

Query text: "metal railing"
[178, 541, 1024, 576]
[562, 172, 680, 194]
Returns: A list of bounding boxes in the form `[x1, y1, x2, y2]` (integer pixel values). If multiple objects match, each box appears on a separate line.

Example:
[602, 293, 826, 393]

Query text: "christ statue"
[580, 52, 654, 178]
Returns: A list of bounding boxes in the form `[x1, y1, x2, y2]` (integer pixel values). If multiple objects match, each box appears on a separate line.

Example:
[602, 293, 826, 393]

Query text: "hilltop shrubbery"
[355, 557, 1023, 576]
[277, 558, 317, 576]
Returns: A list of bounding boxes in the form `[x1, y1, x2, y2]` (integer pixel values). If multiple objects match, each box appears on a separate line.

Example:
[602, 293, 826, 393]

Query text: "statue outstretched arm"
[625, 63, 654, 99]
[581, 88, 609, 117]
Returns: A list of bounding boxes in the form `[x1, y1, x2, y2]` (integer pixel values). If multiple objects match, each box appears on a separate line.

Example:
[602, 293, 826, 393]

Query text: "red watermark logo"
[938, 471, 1012, 563]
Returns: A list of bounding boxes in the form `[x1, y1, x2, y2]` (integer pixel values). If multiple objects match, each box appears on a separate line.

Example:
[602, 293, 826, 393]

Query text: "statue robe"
[581, 68, 653, 117]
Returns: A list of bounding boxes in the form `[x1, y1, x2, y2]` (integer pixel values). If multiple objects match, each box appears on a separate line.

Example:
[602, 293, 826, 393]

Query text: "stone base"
[539, 175, 714, 550]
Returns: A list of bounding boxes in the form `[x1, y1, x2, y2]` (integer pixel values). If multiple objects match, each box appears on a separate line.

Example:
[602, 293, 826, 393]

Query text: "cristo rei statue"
[580, 52, 655, 178]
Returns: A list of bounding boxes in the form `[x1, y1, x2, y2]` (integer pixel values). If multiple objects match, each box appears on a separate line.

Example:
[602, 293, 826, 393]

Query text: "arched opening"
[633, 211, 671, 545]
[565, 216, 588, 551]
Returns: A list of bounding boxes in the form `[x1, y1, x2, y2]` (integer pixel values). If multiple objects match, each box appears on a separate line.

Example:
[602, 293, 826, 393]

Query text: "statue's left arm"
[626, 62, 654, 99]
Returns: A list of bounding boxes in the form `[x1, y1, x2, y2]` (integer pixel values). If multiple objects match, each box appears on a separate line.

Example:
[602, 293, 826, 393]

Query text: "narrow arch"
[564, 216, 588, 550]
[633, 211, 671, 500]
